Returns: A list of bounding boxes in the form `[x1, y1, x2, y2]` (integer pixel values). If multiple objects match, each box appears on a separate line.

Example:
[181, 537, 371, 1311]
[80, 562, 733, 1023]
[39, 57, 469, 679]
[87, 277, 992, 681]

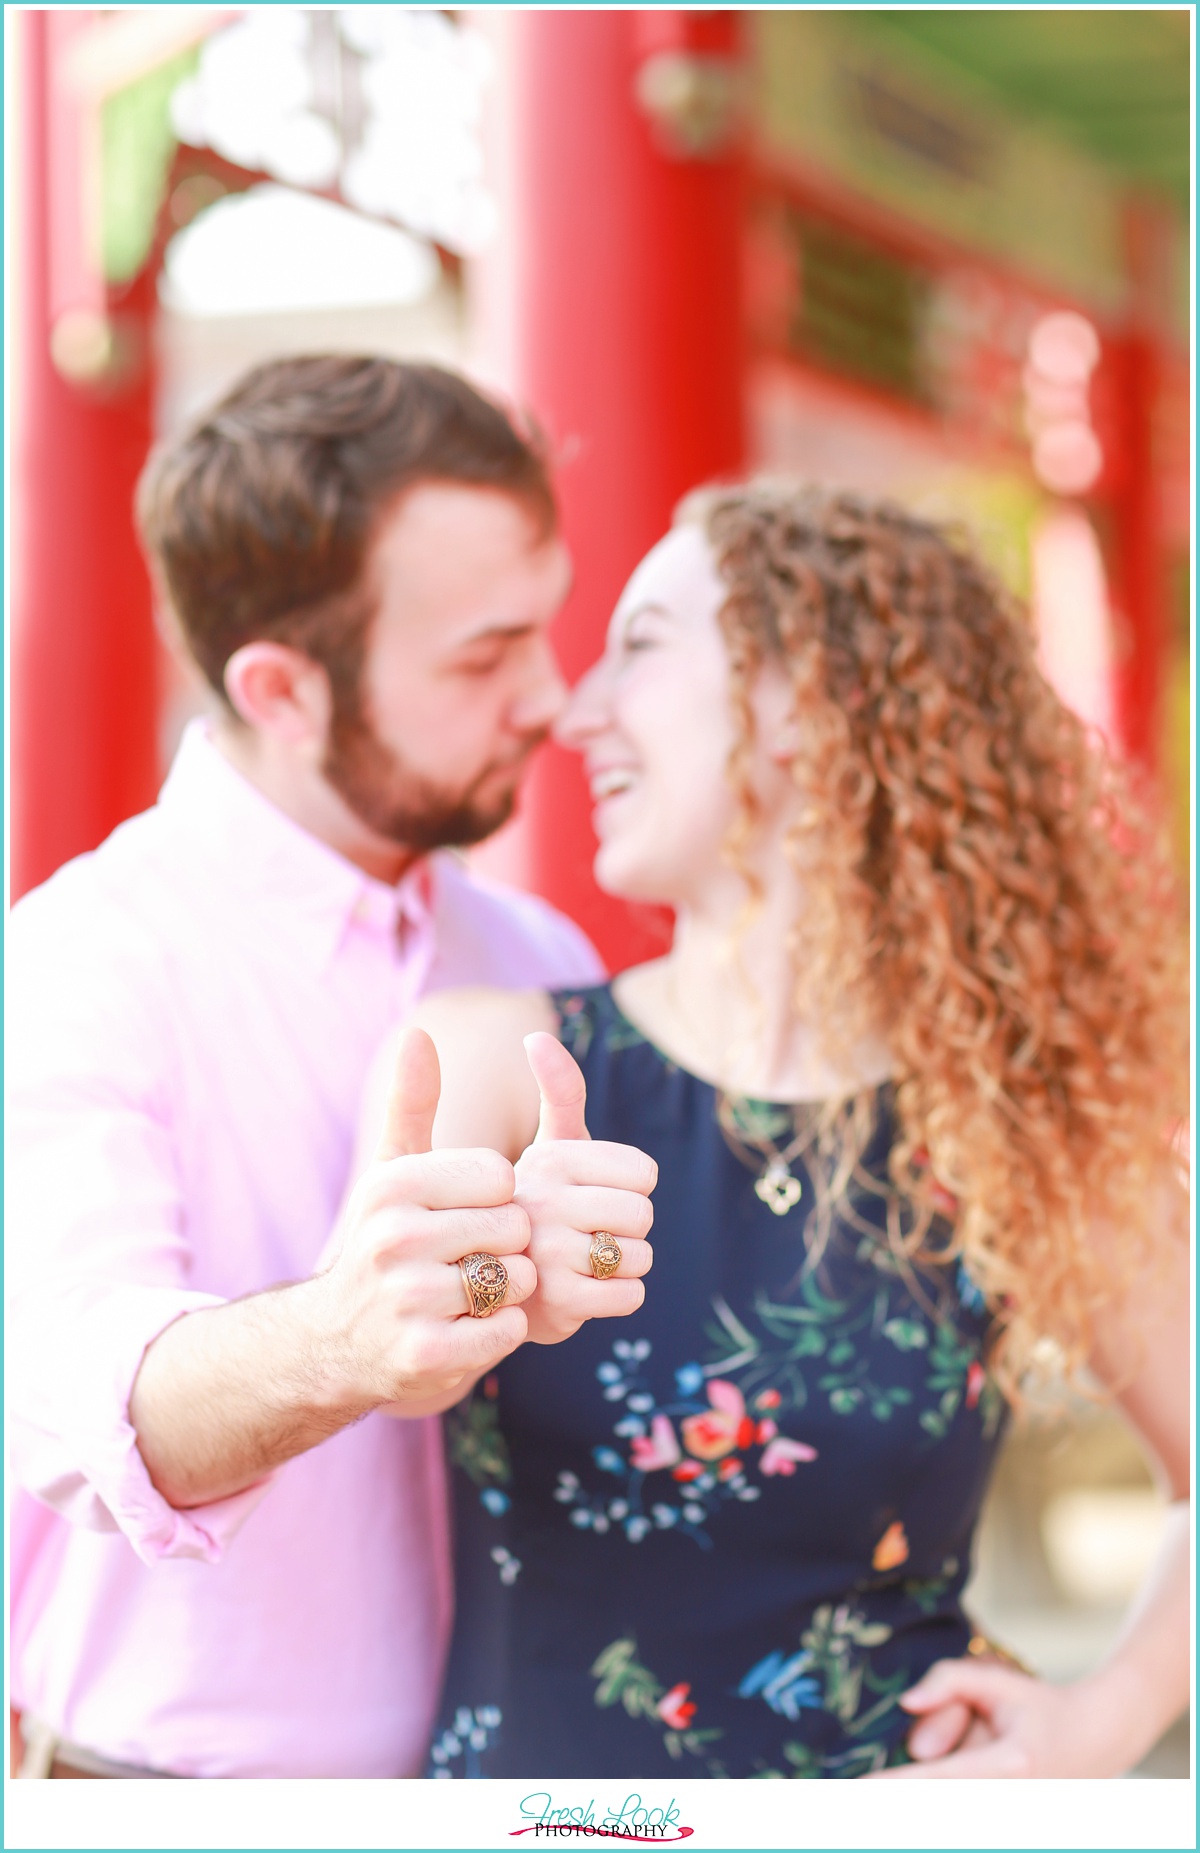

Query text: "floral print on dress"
[429, 1705, 502, 1778]
[556, 992, 654, 1065]
[445, 1373, 518, 1573]
[701, 1266, 1005, 1443]
[919, 1321, 1005, 1440]
[553, 1336, 816, 1549]
[543, 1247, 1002, 1553]
[490, 1545, 521, 1584]
[738, 1602, 909, 1767]
[871, 1521, 909, 1572]
[591, 1638, 723, 1767]
[751, 1737, 908, 1780]
[735, 1558, 965, 1778]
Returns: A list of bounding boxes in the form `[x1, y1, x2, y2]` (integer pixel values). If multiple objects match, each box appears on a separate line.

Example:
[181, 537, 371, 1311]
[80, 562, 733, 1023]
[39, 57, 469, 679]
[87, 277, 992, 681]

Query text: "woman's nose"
[553, 660, 610, 750]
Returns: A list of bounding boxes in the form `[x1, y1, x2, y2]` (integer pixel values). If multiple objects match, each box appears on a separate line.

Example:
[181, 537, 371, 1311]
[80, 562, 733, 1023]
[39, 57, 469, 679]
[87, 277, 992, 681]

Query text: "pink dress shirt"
[8, 721, 603, 1777]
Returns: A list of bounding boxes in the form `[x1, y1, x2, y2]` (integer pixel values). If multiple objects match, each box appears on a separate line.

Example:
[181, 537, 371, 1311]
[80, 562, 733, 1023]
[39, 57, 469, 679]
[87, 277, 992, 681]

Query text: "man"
[9, 356, 632, 1778]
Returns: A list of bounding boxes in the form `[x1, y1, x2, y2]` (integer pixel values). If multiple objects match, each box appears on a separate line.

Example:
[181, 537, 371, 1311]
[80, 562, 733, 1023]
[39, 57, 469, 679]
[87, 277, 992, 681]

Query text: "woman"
[374, 485, 1189, 1779]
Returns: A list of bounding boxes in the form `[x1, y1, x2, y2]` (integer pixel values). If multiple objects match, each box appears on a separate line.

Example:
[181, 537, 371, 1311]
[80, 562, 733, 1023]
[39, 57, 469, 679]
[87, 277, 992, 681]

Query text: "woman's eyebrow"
[619, 600, 675, 628]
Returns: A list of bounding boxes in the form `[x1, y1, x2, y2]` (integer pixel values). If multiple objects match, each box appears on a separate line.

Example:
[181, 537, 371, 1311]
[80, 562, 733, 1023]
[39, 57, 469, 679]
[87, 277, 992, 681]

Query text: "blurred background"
[9, 7, 1191, 1776]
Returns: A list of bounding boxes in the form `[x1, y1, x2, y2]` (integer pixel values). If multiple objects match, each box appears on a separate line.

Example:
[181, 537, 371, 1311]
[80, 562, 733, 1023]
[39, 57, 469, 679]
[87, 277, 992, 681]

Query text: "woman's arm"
[873, 1164, 1190, 1778]
[352, 987, 554, 1171]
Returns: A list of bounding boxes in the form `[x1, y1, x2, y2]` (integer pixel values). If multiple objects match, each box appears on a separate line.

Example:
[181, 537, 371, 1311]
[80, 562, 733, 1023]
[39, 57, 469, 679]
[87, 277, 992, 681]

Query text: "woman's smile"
[587, 763, 640, 829]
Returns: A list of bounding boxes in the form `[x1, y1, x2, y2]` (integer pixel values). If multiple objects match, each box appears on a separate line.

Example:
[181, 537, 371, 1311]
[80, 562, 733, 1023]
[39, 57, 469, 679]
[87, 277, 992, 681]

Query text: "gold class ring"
[589, 1232, 623, 1280]
[458, 1252, 510, 1318]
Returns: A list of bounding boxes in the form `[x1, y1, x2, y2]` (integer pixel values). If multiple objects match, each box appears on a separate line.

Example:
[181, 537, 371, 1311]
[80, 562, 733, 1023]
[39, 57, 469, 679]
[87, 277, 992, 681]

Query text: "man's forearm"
[128, 1098, 538, 1509]
[379, 1372, 487, 1421]
[129, 1276, 371, 1508]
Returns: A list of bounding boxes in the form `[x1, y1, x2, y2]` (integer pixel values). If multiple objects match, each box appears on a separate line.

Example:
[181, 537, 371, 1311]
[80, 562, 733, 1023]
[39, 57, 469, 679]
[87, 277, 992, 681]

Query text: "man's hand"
[310, 1026, 536, 1410]
[512, 1031, 656, 1345]
[131, 1027, 536, 1507]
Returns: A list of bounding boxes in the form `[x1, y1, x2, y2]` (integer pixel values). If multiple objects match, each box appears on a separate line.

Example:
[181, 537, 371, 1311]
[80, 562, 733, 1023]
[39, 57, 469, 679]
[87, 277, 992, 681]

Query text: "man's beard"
[321, 697, 544, 857]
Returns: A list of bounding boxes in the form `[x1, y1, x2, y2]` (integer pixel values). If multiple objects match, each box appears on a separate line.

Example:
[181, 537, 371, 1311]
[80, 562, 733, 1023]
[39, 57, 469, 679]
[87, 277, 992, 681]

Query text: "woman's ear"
[755, 668, 802, 764]
[223, 642, 332, 754]
[768, 714, 804, 764]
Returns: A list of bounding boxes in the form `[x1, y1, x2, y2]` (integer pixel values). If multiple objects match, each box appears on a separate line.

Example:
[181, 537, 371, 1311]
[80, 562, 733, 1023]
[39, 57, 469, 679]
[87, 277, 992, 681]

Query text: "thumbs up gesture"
[313, 1027, 539, 1414]
[512, 1031, 657, 1345]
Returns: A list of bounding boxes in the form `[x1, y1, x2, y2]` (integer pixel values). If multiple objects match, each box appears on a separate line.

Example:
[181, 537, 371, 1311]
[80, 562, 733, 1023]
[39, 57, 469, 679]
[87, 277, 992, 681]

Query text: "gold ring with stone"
[458, 1252, 510, 1318]
[589, 1232, 622, 1280]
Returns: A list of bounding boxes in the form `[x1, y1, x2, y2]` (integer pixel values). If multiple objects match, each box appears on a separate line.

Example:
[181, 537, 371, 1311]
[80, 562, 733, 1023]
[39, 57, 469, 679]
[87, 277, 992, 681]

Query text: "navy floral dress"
[429, 986, 1006, 1780]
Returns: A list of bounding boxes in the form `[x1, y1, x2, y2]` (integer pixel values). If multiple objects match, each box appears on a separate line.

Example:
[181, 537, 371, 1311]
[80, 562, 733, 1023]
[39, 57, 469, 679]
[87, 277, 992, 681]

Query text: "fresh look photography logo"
[511, 1792, 693, 1842]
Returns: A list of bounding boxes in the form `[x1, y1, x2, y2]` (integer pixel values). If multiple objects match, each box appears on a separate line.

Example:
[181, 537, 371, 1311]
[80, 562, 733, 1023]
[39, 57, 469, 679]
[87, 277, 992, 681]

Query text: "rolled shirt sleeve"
[8, 891, 273, 1564]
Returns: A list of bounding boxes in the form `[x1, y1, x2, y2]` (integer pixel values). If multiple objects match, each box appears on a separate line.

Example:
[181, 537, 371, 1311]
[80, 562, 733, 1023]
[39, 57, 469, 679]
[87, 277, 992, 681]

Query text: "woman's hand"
[512, 1031, 657, 1345]
[867, 1657, 1150, 1779]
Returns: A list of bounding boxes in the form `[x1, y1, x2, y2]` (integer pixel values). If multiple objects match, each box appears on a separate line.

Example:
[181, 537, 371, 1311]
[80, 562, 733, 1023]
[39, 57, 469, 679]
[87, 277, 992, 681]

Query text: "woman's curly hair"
[686, 482, 1188, 1392]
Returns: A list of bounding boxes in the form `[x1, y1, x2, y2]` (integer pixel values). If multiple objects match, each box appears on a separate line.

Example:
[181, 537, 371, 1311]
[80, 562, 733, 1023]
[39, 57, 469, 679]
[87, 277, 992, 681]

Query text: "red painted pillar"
[12, 11, 161, 902]
[1107, 202, 1172, 774]
[476, 10, 747, 970]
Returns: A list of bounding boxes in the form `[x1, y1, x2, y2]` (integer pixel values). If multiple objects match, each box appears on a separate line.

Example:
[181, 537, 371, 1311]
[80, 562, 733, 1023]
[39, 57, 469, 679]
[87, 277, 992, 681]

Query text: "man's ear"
[223, 642, 332, 751]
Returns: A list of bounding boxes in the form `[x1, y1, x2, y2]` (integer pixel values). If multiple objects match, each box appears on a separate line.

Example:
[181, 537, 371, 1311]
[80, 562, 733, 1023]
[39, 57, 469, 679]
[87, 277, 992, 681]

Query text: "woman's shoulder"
[410, 982, 562, 1043]
[406, 984, 563, 1157]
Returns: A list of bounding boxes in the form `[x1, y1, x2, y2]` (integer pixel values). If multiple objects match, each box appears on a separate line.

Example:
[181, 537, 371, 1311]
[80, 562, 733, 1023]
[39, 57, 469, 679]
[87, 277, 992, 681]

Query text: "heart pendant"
[754, 1166, 803, 1216]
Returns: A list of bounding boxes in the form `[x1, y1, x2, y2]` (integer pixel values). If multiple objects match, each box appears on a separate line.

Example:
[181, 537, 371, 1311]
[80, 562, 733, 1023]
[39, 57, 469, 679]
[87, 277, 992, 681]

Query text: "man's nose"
[511, 641, 569, 736]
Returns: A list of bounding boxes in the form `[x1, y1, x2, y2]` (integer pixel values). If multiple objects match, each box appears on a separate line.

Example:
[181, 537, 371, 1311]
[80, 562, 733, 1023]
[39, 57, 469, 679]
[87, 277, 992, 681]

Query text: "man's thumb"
[524, 1032, 590, 1142]
[376, 1026, 441, 1159]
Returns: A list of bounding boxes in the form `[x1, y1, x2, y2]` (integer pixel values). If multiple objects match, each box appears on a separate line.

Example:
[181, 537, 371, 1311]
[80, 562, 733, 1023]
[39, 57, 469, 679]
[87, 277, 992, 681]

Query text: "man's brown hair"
[137, 354, 557, 703]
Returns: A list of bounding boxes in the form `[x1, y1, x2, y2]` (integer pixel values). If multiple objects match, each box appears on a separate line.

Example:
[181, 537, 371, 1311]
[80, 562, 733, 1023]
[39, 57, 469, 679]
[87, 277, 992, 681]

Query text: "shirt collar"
[157, 720, 436, 974]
